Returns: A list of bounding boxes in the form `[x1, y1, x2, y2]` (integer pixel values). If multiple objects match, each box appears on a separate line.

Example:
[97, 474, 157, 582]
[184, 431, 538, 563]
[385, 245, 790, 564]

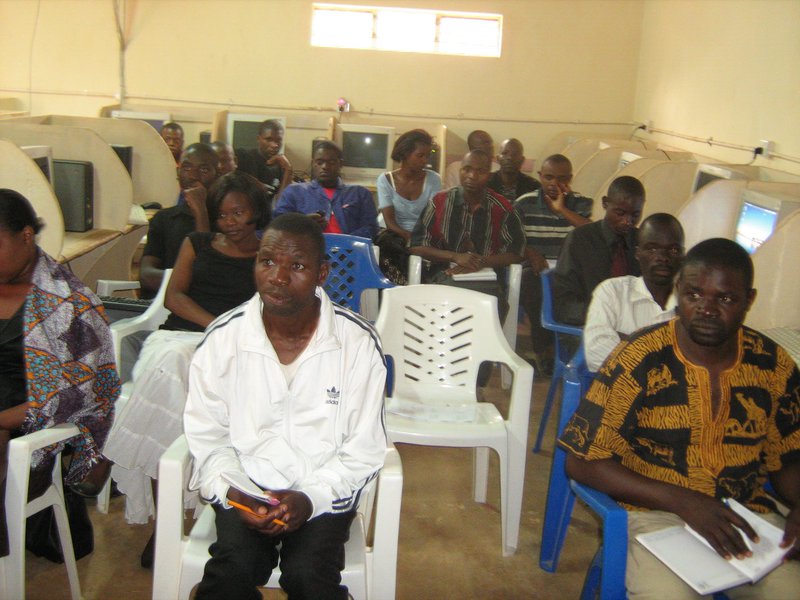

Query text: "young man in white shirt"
[184, 213, 386, 599]
[583, 213, 684, 371]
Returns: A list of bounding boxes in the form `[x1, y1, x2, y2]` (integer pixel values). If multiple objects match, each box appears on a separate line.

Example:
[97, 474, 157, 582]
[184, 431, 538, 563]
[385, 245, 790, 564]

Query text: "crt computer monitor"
[225, 114, 286, 151]
[692, 164, 747, 194]
[110, 109, 171, 132]
[334, 123, 394, 185]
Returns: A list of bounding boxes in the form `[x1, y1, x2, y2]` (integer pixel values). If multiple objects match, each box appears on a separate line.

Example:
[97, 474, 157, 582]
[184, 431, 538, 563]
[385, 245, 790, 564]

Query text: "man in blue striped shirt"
[515, 154, 592, 372]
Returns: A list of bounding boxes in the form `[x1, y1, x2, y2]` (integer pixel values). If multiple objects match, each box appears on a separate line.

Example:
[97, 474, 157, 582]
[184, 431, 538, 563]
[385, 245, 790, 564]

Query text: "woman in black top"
[100, 172, 268, 566]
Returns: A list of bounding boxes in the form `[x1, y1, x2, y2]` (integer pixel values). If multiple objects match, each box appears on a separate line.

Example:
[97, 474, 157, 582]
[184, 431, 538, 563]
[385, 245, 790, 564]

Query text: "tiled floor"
[26, 356, 601, 599]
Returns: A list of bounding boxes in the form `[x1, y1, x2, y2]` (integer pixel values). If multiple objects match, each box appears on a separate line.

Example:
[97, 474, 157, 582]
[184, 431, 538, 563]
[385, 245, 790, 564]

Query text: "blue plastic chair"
[538, 347, 627, 599]
[324, 233, 394, 315]
[532, 268, 583, 452]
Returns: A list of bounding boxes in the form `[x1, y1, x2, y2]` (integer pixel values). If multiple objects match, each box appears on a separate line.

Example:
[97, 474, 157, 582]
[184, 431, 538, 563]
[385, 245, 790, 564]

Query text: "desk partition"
[0, 139, 64, 256]
[9, 114, 178, 207]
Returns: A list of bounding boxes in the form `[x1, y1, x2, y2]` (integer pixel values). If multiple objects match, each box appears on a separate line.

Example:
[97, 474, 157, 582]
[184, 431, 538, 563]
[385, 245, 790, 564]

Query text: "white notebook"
[635, 499, 786, 595]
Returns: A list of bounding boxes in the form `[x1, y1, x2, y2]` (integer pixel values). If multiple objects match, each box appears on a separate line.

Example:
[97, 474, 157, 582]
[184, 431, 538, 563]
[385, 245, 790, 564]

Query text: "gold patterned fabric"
[559, 319, 800, 513]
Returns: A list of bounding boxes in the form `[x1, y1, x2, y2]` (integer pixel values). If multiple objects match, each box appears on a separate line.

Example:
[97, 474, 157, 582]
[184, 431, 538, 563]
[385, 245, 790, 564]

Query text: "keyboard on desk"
[765, 327, 800, 366]
[99, 295, 153, 314]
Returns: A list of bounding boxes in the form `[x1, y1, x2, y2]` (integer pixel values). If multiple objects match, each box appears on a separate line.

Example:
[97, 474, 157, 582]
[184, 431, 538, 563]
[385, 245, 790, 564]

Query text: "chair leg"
[533, 361, 565, 453]
[96, 477, 112, 514]
[580, 547, 603, 600]
[51, 492, 82, 600]
[503, 435, 526, 557]
[473, 447, 490, 504]
[538, 446, 576, 572]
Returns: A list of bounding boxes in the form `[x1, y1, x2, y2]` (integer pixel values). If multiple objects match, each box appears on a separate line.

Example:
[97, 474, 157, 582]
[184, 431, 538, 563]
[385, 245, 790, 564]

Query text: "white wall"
[633, 0, 800, 175]
[0, 0, 643, 164]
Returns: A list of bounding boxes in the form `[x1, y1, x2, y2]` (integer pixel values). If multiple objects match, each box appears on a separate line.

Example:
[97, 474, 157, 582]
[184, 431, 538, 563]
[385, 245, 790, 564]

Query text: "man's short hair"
[160, 121, 184, 135]
[637, 213, 684, 246]
[464, 148, 491, 169]
[267, 213, 326, 265]
[207, 171, 269, 229]
[466, 130, 490, 150]
[181, 142, 218, 164]
[681, 238, 754, 290]
[608, 175, 645, 200]
[542, 153, 572, 170]
[258, 119, 285, 136]
[313, 140, 343, 159]
[211, 140, 232, 153]
[391, 129, 433, 162]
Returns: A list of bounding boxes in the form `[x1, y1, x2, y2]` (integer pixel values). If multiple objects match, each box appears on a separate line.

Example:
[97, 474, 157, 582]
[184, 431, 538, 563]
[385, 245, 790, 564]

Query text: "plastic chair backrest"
[324, 233, 394, 313]
[376, 284, 514, 400]
[540, 268, 583, 337]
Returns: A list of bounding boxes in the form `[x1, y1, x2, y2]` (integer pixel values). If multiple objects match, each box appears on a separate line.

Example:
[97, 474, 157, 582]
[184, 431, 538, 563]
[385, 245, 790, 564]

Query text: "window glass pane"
[311, 5, 502, 58]
[375, 10, 436, 52]
[438, 17, 502, 57]
[312, 9, 373, 49]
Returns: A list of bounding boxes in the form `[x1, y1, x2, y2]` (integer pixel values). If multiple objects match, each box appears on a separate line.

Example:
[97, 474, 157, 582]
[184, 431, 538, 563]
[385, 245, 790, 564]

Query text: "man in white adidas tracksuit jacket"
[184, 213, 386, 600]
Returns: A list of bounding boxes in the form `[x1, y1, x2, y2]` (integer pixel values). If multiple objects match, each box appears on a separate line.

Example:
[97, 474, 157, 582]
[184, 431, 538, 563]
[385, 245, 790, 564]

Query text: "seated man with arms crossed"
[444, 129, 500, 189]
[184, 214, 386, 599]
[583, 213, 684, 371]
[274, 140, 378, 239]
[235, 119, 293, 211]
[515, 153, 592, 372]
[553, 175, 644, 326]
[561, 238, 800, 599]
[487, 138, 541, 202]
[140, 142, 220, 298]
[410, 149, 525, 293]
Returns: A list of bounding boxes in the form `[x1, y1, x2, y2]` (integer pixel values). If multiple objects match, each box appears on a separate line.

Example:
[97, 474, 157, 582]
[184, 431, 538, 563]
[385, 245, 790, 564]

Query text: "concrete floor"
[25, 354, 601, 599]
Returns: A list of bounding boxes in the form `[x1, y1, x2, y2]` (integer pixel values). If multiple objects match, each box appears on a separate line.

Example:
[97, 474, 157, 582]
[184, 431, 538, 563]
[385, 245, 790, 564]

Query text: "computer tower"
[111, 144, 133, 175]
[53, 159, 94, 232]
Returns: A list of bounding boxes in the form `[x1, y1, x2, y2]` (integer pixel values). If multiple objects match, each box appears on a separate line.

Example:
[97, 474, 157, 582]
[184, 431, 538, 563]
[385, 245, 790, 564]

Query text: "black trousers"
[520, 266, 554, 353]
[195, 505, 356, 600]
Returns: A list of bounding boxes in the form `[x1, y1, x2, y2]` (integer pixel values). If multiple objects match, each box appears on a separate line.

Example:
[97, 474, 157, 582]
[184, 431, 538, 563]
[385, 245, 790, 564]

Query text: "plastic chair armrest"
[8, 423, 82, 456]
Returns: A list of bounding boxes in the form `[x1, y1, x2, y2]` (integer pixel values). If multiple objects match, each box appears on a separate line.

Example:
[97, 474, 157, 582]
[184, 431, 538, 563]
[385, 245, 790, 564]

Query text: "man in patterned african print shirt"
[560, 238, 800, 599]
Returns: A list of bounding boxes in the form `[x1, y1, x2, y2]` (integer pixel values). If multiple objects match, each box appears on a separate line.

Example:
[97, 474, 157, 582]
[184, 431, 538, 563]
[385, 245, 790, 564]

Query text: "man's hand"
[781, 505, 800, 560]
[183, 185, 211, 231]
[267, 154, 292, 171]
[226, 488, 312, 536]
[543, 182, 571, 215]
[308, 211, 328, 230]
[673, 490, 758, 560]
[524, 247, 549, 274]
[270, 489, 313, 534]
[450, 252, 483, 273]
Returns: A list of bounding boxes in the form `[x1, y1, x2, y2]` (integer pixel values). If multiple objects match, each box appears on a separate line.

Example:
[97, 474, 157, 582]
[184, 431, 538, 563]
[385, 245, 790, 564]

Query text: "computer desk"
[59, 223, 148, 291]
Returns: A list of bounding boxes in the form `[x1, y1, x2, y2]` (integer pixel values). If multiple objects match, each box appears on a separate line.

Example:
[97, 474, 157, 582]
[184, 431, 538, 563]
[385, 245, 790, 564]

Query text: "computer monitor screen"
[735, 201, 778, 254]
[334, 123, 394, 184]
[33, 157, 51, 182]
[342, 132, 390, 169]
[225, 113, 286, 151]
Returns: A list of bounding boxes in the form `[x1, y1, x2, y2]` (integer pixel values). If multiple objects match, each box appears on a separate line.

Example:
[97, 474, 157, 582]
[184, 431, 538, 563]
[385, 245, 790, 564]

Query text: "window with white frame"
[311, 3, 503, 58]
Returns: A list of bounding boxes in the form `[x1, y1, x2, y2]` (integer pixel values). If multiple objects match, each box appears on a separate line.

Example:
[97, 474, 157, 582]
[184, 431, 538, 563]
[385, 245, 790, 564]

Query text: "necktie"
[611, 236, 628, 277]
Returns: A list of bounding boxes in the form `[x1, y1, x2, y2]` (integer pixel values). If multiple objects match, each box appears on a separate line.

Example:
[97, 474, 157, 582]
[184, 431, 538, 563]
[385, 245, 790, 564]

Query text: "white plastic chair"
[95, 270, 172, 514]
[0, 424, 83, 600]
[408, 255, 522, 388]
[152, 435, 403, 600]
[375, 284, 534, 556]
